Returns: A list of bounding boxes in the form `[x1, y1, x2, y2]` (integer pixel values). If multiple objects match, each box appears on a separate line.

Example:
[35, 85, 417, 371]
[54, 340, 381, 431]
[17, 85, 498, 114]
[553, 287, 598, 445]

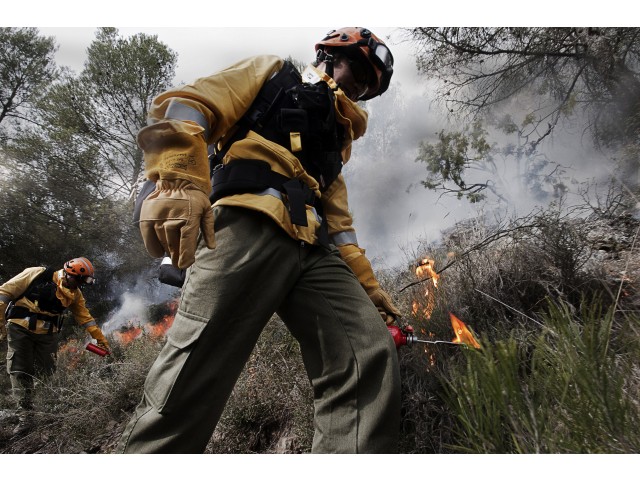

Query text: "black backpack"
[4, 266, 65, 331]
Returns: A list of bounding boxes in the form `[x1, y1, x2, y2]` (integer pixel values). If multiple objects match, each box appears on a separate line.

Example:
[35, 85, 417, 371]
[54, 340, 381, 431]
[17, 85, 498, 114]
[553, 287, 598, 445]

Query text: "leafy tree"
[0, 28, 177, 283]
[43, 27, 178, 199]
[405, 27, 640, 202]
[0, 27, 58, 143]
[418, 118, 569, 203]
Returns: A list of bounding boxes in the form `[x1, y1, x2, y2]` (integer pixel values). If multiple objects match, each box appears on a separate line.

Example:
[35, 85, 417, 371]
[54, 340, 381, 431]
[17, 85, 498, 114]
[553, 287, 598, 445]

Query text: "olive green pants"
[6, 322, 58, 409]
[117, 206, 400, 453]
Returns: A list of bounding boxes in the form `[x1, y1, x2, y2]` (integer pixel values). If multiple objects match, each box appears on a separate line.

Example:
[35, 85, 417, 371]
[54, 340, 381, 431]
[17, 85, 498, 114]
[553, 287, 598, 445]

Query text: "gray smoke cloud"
[102, 269, 179, 335]
[344, 83, 624, 271]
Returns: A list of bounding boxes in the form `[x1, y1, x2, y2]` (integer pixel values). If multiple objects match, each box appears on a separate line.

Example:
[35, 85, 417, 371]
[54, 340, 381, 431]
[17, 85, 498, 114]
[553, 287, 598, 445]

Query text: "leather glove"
[369, 288, 402, 325]
[337, 244, 402, 324]
[86, 325, 110, 352]
[139, 179, 216, 269]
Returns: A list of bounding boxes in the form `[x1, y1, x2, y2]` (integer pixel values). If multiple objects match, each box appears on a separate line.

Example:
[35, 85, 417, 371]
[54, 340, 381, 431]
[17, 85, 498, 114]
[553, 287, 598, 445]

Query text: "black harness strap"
[211, 160, 316, 228]
[5, 267, 64, 333]
[209, 61, 302, 174]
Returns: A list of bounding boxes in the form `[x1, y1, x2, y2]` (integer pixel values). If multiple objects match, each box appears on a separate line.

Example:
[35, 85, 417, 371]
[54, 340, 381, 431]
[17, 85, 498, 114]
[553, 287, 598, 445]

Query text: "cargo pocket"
[143, 313, 208, 414]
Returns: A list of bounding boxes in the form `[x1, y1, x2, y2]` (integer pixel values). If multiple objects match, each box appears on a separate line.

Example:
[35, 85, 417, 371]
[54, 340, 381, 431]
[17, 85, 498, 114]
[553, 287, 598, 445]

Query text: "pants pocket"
[143, 313, 208, 413]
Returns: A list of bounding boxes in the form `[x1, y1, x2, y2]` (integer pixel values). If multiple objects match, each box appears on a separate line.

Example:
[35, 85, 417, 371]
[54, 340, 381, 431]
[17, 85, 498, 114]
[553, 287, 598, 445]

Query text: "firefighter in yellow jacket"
[0, 257, 110, 409]
[117, 28, 401, 453]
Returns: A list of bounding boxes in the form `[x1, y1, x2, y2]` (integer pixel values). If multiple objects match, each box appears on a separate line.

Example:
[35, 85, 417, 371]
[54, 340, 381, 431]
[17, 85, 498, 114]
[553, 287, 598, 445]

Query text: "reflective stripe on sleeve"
[83, 320, 97, 328]
[164, 99, 211, 139]
[0, 294, 12, 303]
[330, 231, 358, 246]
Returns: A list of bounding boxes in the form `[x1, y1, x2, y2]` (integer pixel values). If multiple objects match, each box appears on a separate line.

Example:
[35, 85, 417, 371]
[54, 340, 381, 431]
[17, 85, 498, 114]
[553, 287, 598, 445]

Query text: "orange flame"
[114, 324, 143, 345]
[146, 307, 176, 339]
[415, 258, 439, 287]
[412, 257, 440, 320]
[449, 312, 481, 349]
[114, 299, 178, 345]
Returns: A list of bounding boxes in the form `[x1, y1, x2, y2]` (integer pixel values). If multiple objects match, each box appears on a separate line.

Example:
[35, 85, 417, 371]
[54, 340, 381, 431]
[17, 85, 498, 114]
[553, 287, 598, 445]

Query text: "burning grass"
[387, 195, 640, 453]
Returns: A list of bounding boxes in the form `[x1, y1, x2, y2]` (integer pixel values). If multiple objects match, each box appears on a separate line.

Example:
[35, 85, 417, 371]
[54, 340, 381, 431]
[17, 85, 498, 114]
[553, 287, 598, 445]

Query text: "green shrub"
[441, 297, 640, 453]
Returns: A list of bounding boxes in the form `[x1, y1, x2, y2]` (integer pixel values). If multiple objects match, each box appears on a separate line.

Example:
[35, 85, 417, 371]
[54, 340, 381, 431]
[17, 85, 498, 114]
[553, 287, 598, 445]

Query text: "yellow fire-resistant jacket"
[0, 267, 101, 335]
[138, 55, 381, 294]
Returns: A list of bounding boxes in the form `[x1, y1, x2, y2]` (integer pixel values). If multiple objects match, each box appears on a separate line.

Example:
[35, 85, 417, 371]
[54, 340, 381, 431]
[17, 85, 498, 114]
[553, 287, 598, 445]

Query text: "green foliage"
[442, 298, 640, 453]
[0, 27, 175, 283]
[417, 120, 490, 202]
[416, 115, 569, 204]
[407, 27, 640, 204]
[0, 27, 58, 138]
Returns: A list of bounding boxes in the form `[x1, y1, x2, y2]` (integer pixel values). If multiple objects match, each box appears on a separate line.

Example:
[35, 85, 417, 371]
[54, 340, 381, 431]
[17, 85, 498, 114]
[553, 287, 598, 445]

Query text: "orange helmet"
[315, 27, 394, 100]
[64, 257, 95, 284]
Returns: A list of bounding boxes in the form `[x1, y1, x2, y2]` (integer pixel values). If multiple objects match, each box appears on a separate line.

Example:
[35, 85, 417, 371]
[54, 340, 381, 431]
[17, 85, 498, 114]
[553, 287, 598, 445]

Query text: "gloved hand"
[97, 340, 111, 352]
[369, 288, 402, 325]
[86, 325, 110, 352]
[139, 179, 216, 269]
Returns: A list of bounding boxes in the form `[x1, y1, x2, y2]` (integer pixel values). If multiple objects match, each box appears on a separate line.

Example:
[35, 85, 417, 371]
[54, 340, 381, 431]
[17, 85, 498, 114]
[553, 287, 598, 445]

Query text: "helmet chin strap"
[316, 49, 334, 78]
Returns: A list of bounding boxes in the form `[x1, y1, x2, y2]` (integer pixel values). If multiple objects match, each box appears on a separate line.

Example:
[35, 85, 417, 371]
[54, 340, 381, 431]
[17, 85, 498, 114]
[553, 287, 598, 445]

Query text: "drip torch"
[86, 342, 110, 356]
[387, 324, 460, 349]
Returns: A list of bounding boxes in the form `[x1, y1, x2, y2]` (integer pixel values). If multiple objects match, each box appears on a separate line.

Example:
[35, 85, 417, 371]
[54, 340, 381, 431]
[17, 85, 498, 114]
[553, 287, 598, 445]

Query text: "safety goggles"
[359, 37, 394, 76]
[65, 272, 95, 285]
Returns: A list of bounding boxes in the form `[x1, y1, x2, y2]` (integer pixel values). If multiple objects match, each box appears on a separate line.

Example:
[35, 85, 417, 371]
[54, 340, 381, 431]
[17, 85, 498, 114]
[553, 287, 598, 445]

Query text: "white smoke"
[102, 269, 180, 335]
[344, 81, 624, 271]
[102, 291, 149, 334]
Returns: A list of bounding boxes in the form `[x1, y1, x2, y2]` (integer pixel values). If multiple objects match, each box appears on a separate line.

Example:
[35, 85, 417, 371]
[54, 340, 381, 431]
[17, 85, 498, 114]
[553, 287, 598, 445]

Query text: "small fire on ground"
[411, 256, 482, 360]
[114, 299, 178, 345]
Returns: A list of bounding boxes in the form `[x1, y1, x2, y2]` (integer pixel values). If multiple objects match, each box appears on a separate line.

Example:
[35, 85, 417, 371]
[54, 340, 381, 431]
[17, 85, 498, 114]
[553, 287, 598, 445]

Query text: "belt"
[7, 306, 62, 332]
[211, 159, 318, 226]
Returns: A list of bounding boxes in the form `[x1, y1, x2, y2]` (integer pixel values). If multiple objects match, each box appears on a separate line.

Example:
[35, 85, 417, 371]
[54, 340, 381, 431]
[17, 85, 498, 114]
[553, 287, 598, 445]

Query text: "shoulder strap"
[18, 266, 55, 302]
[4, 266, 54, 318]
[209, 60, 302, 174]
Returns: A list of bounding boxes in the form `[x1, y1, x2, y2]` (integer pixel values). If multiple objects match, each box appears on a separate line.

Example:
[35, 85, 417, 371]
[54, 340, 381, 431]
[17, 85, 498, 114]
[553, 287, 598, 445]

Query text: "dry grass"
[1, 196, 639, 453]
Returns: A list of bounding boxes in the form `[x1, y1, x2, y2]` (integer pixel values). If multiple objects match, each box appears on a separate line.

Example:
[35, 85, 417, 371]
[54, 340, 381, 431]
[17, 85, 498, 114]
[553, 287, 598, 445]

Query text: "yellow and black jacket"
[138, 55, 381, 294]
[0, 267, 101, 336]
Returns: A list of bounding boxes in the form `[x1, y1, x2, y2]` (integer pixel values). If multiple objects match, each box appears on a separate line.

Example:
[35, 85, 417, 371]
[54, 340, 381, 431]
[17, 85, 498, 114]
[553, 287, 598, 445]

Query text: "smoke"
[101, 267, 180, 335]
[343, 84, 476, 269]
[344, 80, 627, 271]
